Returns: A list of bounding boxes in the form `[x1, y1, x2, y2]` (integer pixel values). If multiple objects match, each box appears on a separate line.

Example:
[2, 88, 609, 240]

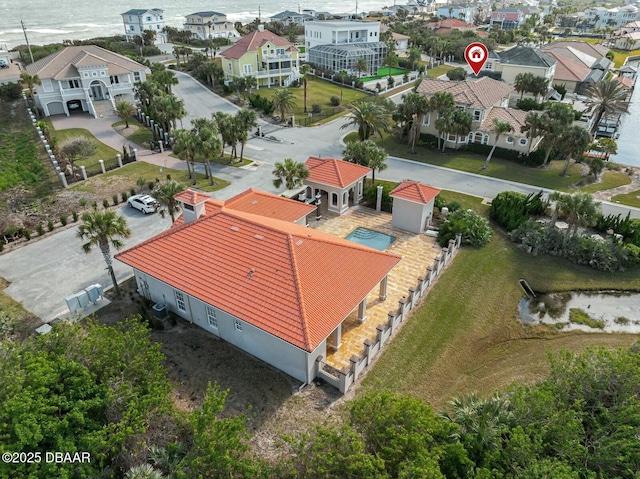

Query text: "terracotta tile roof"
[390, 181, 440, 204]
[305, 157, 371, 188]
[480, 107, 528, 131]
[426, 18, 476, 30]
[174, 190, 211, 205]
[417, 77, 513, 110]
[616, 75, 634, 89]
[545, 51, 590, 82]
[224, 188, 316, 222]
[26, 45, 147, 80]
[116, 207, 400, 352]
[221, 30, 298, 60]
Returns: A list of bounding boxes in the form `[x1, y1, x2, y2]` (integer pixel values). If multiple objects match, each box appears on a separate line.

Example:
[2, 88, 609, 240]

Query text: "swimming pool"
[345, 227, 396, 251]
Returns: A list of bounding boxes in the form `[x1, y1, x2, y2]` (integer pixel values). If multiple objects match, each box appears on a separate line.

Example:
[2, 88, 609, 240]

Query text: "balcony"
[264, 53, 292, 61]
[253, 68, 294, 78]
[109, 82, 134, 91]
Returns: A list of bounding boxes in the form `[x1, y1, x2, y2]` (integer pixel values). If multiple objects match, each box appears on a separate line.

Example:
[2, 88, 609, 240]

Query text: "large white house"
[26, 45, 149, 118]
[121, 8, 167, 44]
[305, 20, 386, 75]
[583, 5, 638, 30]
[183, 11, 240, 40]
[115, 189, 400, 385]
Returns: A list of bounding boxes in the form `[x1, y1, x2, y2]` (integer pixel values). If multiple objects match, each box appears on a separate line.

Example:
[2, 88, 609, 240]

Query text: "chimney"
[176, 190, 209, 224]
[258, 24, 265, 32]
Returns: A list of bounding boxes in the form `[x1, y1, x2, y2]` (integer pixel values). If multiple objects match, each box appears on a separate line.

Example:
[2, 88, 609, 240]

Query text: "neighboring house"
[436, 4, 476, 23]
[303, 157, 371, 215]
[25, 45, 149, 118]
[484, 45, 556, 87]
[183, 11, 240, 40]
[389, 181, 441, 234]
[417, 77, 535, 153]
[425, 18, 478, 32]
[121, 8, 166, 44]
[270, 10, 314, 26]
[614, 22, 640, 50]
[584, 5, 638, 30]
[305, 20, 386, 75]
[490, 8, 527, 31]
[542, 41, 612, 94]
[392, 33, 410, 51]
[220, 26, 300, 88]
[115, 188, 401, 385]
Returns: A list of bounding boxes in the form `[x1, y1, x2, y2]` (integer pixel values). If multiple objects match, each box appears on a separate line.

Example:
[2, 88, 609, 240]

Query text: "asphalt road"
[0, 206, 171, 321]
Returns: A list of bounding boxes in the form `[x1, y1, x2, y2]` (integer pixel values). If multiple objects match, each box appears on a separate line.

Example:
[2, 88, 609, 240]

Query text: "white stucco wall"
[132, 270, 325, 383]
[391, 197, 433, 233]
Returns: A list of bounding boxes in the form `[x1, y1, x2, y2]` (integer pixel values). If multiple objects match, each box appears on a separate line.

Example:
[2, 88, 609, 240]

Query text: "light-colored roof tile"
[305, 157, 371, 188]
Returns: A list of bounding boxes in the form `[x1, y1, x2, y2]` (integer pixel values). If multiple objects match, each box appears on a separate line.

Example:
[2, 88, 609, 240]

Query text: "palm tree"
[584, 79, 629, 138]
[172, 129, 199, 183]
[435, 108, 456, 152]
[407, 47, 422, 71]
[483, 119, 514, 169]
[340, 100, 391, 141]
[135, 80, 161, 111]
[77, 209, 131, 297]
[539, 102, 576, 167]
[243, 75, 256, 100]
[383, 52, 399, 78]
[152, 180, 187, 223]
[151, 94, 186, 132]
[343, 139, 388, 184]
[20, 72, 41, 104]
[354, 57, 369, 78]
[152, 69, 179, 95]
[272, 158, 310, 190]
[521, 110, 545, 155]
[428, 91, 455, 150]
[559, 125, 591, 176]
[300, 64, 312, 112]
[452, 109, 473, 151]
[235, 109, 258, 162]
[557, 192, 601, 245]
[272, 88, 297, 122]
[400, 92, 430, 153]
[115, 100, 136, 128]
[514, 72, 534, 100]
[213, 111, 234, 157]
[125, 463, 164, 479]
[192, 118, 222, 184]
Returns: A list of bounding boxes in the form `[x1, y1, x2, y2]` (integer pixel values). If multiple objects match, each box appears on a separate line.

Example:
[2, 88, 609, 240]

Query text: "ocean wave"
[29, 28, 72, 34]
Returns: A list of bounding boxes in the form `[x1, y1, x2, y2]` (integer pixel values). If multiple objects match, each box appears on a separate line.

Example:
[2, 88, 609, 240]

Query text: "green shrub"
[249, 94, 276, 115]
[102, 199, 109, 209]
[23, 229, 31, 241]
[121, 192, 128, 202]
[47, 220, 54, 232]
[129, 187, 136, 197]
[91, 201, 98, 210]
[147, 181, 155, 190]
[112, 194, 119, 206]
[79, 198, 88, 208]
[72, 211, 78, 222]
[438, 210, 493, 247]
[490, 191, 545, 231]
[516, 98, 544, 111]
[330, 96, 341, 106]
[311, 104, 322, 114]
[387, 76, 395, 88]
[36, 224, 45, 236]
[59, 214, 68, 226]
[569, 308, 604, 329]
[446, 67, 467, 81]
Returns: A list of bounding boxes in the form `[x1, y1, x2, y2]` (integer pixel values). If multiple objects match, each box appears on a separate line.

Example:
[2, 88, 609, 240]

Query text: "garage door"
[47, 101, 65, 116]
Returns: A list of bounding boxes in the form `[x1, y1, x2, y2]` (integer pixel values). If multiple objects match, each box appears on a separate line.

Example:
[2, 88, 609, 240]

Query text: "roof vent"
[255, 234, 264, 240]
[295, 239, 304, 246]
[230, 226, 240, 232]
[251, 200, 258, 205]
[248, 268, 255, 279]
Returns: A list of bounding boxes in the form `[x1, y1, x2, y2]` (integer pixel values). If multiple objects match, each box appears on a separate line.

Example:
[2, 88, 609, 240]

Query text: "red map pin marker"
[464, 42, 489, 76]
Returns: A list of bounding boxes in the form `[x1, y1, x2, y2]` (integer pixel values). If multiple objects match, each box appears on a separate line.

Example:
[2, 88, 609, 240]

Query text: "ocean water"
[0, 0, 391, 48]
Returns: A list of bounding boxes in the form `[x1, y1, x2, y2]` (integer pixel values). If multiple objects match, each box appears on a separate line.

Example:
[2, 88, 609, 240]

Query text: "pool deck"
[309, 206, 442, 370]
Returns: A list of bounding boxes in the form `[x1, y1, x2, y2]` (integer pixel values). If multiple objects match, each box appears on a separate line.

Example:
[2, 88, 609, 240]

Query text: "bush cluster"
[249, 94, 275, 115]
[490, 191, 545, 231]
[438, 209, 493, 247]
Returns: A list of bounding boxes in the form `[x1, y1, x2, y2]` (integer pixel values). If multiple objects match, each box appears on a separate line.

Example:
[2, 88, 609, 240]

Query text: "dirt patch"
[94, 278, 345, 460]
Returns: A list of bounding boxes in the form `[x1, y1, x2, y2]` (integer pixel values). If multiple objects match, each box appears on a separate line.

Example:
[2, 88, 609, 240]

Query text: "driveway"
[0, 207, 171, 321]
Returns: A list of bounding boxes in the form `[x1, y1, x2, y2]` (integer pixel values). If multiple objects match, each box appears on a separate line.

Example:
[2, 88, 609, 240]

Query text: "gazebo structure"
[304, 157, 371, 215]
[389, 181, 441, 233]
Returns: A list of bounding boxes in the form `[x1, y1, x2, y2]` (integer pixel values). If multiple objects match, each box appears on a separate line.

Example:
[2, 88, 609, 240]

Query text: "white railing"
[283, 71, 300, 87]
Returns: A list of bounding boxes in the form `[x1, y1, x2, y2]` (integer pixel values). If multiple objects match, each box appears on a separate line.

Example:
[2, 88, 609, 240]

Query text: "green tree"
[150, 94, 186, 132]
[340, 100, 391, 141]
[585, 79, 628, 138]
[172, 129, 200, 184]
[135, 80, 162, 111]
[272, 88, 297, 121]
[115, 100, 136, 128]
[77, 209, 131, 296]
[20, 71, 41, 103]
[300, 64, 312, 112]
[591, 137, 617, 159]
[483, 119, 514, 169]
[446, 67, 467, 81]
[521, 110, 545, 155]
[213, 111, 234, 157]
[429, 91, 456, 150]
[192, 117, 222, 182]
[152, 180, 187, 223]
[397, 91, 430, 152]
[152, 69, 179, 95]
[272, 158, 310, 190]
[558, 192, 601, 243]
[383, 52, 399, 77]
[343, 139, 388, 184]
[539, 102, 576, 167]
[354, 57, 369, 78]
[451, 108, 473, 150]
[514, 72, 535, 99]
[407, 47, 422, 70]
[60, 136, 97, 180]
[235, 109, 258, 162]
[558, 125, 591, 176]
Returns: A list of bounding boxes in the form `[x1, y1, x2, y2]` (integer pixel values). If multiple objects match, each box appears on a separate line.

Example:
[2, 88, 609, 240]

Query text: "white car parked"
[127, 194, 158, 214]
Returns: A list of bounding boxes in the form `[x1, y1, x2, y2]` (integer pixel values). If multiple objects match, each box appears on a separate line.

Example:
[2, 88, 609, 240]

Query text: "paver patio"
[309, 206, 442, 370]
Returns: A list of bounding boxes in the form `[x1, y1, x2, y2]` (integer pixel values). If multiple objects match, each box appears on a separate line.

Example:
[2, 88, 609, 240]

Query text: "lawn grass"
[577, 171, 631, 193]
[169, 152, 252, 167]
[111, 118, 153, 147]
[360, 191, 639, 406]
[349, 132, 586, 191]
[50, 128, 120, 174]
[361, 67, 408, 82]
[610, 47, 640, 68]
[71, 161, 229, 194]
[611, 189, 640, 208]
[256, 77, 370, 125]
[426, 64, 455, 78]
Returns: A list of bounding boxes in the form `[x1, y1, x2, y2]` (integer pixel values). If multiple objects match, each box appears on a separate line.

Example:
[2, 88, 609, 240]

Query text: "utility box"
[65, 294, 81, 313]
[76, 290, 90, 309]
[152, 303, 168, 320]
[85, 284, 101, 303]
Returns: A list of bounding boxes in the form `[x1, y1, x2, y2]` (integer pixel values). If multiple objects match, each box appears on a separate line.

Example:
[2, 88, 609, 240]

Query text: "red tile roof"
[306, 157, 371, 188]
[221, 30, 298, 60]
[426, 18, 477, 30]
[174, 190, 211, 205]
[224, 188, 316, 222]
[417, 77, 514, 110]
[544, 51, 590, 82]
[116, 208, 400, 352]
[390, 181, 441, 204]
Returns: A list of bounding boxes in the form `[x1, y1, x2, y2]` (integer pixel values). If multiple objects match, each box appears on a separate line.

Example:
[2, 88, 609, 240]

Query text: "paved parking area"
[0, 206, 171, 321]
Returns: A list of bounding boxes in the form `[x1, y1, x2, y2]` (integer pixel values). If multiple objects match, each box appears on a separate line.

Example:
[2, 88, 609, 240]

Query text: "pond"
[519, 291, 640, 333]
